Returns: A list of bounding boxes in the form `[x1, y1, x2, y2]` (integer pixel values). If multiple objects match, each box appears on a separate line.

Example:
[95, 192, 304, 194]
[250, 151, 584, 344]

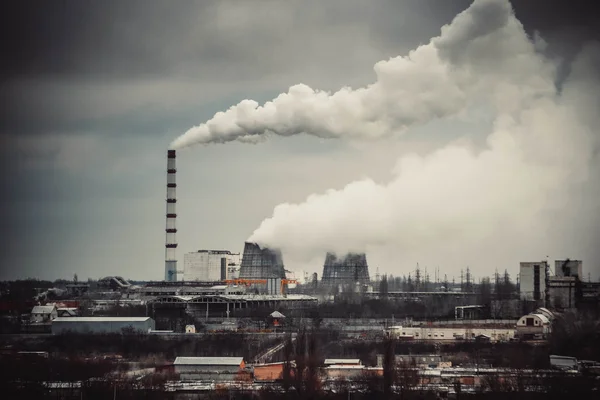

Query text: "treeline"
[0, 355, 122, 382]
[2, 368, 173, 400]
[376, 269, 518, 295]
[5, 331, 274, 361]
[300, 298, 457, 319]
[257, 335, 599, 399]
[548, 311, 600, 361]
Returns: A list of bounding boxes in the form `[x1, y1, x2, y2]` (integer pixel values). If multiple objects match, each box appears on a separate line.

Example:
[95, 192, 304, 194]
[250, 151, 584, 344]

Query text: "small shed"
[475, 334, 491, 343]
[268, 311, 286, 327]
[30, 305, 58, 323]
[516, 312, 551, 339]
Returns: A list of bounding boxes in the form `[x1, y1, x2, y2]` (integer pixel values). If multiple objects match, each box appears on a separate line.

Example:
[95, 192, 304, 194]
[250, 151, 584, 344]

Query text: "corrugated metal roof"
[174, 357, 244, 366]
[31, 305, 56, 314]
[53, 317, 151, 322]
[221, 294, 317, 301]
[530, 313, 550, 324]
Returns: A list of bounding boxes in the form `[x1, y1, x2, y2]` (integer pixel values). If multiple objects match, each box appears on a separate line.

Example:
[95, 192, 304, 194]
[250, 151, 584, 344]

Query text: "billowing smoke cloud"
[171, 1, 532, 149]
[176, 0, 600, 276]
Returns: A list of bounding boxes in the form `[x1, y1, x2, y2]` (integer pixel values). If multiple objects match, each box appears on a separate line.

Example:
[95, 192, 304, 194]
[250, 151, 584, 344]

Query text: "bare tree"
[305, 330, 322, 397]
[282, 334, 294, 392]
[383, 337, 396, 399]
[396, 360, 419, 399]
[293, 328, 307, 395]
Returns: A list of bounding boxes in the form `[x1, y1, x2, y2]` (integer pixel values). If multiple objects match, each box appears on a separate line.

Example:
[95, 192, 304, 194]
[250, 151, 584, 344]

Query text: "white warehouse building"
[184, 250, 240, 281]
[51, 317, 155, 334]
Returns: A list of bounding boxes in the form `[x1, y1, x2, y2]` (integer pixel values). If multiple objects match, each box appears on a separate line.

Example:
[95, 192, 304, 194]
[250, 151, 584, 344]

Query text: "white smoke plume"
[176, 0, 600, 276]
[171, 1, 525, 149]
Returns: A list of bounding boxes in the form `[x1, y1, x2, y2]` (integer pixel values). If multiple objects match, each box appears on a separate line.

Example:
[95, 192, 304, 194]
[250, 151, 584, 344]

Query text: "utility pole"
[466, 267, 472, 293]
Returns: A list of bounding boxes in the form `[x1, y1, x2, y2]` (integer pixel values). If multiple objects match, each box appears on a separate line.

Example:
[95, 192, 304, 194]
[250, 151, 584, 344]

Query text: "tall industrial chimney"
[165, 150, 178, 281]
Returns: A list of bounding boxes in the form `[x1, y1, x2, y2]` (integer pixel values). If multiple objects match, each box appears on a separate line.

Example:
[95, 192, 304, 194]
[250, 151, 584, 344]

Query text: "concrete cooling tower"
[321, 252, 370, 285]
[239, 242, 286, 279]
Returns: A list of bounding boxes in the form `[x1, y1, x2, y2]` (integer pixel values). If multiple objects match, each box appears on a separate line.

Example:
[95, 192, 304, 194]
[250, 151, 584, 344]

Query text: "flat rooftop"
[174, 357, 244, 366]
[53, 317, 151, 322]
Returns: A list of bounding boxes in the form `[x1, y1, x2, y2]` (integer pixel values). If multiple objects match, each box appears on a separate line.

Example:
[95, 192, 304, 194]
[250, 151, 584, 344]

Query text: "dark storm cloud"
[0, 0, 477, 137]
[511, 0, 600, 41]
[2, 1, 597, 137]
[0, 1, 194, 79]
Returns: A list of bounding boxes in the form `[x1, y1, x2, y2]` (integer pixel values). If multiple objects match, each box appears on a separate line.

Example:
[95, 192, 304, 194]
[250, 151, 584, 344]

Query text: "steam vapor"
[174, 0, 600, 275]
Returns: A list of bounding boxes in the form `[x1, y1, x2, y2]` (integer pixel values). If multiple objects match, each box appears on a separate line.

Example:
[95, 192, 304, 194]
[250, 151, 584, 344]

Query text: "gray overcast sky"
[1, 0, 599, 281]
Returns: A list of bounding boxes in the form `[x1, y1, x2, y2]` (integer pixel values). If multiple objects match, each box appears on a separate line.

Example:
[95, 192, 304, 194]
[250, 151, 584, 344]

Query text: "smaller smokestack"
[165, 150, 177, 281]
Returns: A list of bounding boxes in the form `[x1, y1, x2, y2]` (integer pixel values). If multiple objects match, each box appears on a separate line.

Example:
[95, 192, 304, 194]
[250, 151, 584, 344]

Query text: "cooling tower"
[165, 150, 178, 282]
[239, 242, 286, 279]
[321, 252, 370, 285]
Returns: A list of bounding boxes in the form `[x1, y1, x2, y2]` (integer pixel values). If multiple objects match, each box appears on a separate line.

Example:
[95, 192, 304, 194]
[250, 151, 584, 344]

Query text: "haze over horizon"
[2, 0, 599, 281]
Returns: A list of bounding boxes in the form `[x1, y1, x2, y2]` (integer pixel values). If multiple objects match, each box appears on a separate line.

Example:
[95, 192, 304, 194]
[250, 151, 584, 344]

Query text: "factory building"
[51, 317, 155, 335]
[173, 357, 247, 382]
[239, 242, 286, 280]
[184, 250, 241, 281]
[149, 293, 318, 321]
[376, 354, 444, 368]
[555, 259, 583, 279]
[519, 261, 548, 302]
[547, 276, 577, 310]
[321, 252, 370, 286]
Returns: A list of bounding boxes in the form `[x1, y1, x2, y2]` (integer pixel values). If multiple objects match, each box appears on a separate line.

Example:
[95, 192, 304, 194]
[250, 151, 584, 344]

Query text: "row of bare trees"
[281, 328, 322, 397]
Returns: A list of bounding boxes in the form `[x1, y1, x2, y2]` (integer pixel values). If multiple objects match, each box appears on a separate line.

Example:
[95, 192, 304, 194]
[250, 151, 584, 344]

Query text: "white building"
[30, 305, 58, 323]
[519, 261, 548, 302]
[515, 308, 554, 340]
[385, 325, 515, 342]
[184, 250, 241, 281]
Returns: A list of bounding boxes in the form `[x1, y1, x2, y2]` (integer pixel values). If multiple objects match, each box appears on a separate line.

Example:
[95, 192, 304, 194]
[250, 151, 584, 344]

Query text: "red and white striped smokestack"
[165, 150, 177, 281]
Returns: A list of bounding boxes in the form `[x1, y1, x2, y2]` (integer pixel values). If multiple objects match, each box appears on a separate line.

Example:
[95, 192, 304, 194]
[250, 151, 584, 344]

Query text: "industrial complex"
[2, 149, 599, 398]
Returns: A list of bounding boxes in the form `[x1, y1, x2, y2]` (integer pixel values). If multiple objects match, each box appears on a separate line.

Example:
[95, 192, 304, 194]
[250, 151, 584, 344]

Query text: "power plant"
[165, 150, 178, 282]
[239, 242, 286, 280]
[321, 252, 370, 286]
